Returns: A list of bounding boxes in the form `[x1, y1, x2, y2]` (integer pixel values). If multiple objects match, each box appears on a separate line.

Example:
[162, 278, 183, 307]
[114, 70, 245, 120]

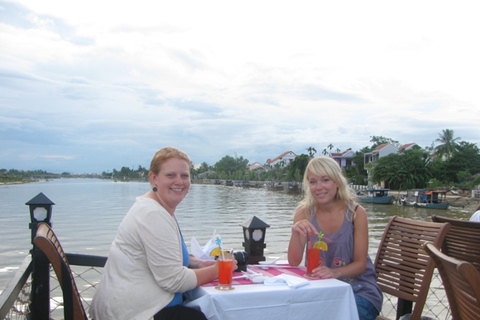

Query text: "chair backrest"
[34, 222, 88, 320]
[431, 215, 480, 272]
[374, 216, 450, 320]
[424, 242, 480, 320]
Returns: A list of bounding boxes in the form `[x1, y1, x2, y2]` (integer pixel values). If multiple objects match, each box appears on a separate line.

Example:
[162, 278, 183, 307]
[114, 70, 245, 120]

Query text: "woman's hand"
[231, 258, 238, 273]
[292, 219, 317, 237]
[310, 266, 339, 279]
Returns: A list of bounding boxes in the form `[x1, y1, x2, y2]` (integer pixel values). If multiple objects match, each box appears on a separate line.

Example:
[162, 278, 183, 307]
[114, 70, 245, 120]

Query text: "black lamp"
[26, 192, 55, 244]
[241, 215, 270, 264]
[26, 192, 54, 319]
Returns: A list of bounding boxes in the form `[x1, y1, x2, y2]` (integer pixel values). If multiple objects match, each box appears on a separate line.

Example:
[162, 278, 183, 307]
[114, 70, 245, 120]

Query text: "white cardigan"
[90, 196, 197, 320]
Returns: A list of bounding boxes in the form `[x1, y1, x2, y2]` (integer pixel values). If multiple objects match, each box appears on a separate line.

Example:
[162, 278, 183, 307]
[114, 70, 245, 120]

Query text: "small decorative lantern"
[241, 216, 270, 264]
[26, 192, 55, 244]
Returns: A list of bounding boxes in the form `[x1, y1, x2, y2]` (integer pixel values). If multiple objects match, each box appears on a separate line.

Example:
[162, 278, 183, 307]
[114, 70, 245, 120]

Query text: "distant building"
[364, 143, 398, 166]
[363, 142, 418, 188]
[266, 151, 297, 168]
[331, 149, 355, 169]
[398, 142, 417, 151]
[248, 162, 264, 171]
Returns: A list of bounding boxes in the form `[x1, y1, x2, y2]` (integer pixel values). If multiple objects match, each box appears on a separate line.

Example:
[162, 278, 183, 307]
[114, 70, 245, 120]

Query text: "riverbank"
[386, 189, 480, 212]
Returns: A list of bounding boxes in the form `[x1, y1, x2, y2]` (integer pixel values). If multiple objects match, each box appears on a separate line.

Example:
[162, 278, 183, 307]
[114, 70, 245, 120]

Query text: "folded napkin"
[263, 274, 309, 288]
[190, 237, 217, 260]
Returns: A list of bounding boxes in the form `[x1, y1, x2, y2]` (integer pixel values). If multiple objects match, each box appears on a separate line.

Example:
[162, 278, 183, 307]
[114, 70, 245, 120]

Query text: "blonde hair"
[149, 146, 191, 176]
[297, 156, 357, 219]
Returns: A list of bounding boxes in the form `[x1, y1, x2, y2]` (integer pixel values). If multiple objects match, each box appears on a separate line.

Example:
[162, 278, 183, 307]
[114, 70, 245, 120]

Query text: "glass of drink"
[216, 249, 235, 290]
[306, 235, 320, 277]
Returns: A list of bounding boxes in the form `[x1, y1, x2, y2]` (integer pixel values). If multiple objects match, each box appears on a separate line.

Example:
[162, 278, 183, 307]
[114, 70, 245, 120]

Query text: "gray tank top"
[309, 206, 383, 312]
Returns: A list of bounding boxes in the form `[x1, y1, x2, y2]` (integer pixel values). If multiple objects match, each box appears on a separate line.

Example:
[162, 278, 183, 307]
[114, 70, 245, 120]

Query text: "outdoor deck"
[0, 253, 452, 320]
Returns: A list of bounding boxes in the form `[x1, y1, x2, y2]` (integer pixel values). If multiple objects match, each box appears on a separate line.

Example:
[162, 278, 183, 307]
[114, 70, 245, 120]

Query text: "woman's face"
[308, 172, 339, 205]
[150, 157, 191, 213]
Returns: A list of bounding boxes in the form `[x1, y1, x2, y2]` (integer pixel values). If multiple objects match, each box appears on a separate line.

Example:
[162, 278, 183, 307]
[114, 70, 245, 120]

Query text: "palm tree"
[435, 129, 461, 160]
[306, 147, 317, 158]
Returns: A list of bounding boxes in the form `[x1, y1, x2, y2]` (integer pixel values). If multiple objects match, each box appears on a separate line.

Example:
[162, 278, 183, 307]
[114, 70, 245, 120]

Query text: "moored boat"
[358, 189, 394, 204]
[401, 189, 450, 209]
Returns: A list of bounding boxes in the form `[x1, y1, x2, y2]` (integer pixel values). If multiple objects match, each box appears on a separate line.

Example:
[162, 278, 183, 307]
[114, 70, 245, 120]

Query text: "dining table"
[184, 263, 359, 320]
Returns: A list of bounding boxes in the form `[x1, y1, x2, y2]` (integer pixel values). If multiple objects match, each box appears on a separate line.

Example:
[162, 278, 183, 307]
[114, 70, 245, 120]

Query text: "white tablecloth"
[184, 277, 359, 320]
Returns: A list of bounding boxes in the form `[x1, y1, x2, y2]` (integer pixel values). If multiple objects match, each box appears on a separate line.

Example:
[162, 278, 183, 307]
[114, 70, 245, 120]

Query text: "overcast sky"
[1, 0, 479, 174]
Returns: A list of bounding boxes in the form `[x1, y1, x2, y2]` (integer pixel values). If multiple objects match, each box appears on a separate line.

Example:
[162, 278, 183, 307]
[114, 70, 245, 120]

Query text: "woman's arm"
[192, 258, 238, 286]
[192, 263, 218, 286]
[189, 255, 215, 269]
[288, 207, 317, 266]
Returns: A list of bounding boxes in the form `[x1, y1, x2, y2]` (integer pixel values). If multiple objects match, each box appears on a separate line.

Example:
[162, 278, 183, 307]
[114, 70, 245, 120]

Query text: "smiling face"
[307, 172, 340, 206]
[150, 157, 191, 215]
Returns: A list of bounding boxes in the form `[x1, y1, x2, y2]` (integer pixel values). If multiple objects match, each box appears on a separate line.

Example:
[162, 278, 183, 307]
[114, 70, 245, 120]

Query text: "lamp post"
[241, 216, 270, 264]
[26, 192, 54, 320]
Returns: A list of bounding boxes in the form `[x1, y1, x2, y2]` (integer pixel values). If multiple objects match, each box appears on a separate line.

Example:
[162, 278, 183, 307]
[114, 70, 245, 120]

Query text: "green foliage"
[370, 136, 400, 149]
[443, 141, 480, 183]
[4, 129, 480, 189]
[457, 170, 471, 182]
[344, 148, 369, 185]
[285, 154, 309, 181]
[306, 147, 317, 158]
[213, 155, 249, 180]
[435, 128, 461, 160]
[112, 166, 148, 181]
[372, 147, 431, 189]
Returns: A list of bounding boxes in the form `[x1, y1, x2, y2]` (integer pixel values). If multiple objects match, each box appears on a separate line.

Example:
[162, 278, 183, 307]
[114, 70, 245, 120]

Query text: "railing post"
[29, 239, 50, 320]
[26, 193, 55, 320]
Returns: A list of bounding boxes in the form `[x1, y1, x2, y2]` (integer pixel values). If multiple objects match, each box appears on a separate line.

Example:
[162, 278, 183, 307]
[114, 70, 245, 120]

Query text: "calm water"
[0, 179, 473, 291]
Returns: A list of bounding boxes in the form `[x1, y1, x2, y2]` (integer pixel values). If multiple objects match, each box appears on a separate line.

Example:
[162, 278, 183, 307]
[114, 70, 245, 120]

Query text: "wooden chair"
[34, 222, 88, 320]
[431, 215, 480, 272]
[424, 242, 480, 320]
[374, 216, 450, 320]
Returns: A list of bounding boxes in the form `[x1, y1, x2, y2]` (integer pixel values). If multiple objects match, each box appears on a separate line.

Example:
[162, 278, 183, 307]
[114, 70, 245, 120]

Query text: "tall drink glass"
[216, 250, 234, 290]
[306, 235, 320, 277]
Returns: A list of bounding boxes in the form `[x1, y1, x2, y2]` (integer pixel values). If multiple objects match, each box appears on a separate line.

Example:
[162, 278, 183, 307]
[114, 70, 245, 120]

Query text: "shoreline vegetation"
[3, 176, 479, 212]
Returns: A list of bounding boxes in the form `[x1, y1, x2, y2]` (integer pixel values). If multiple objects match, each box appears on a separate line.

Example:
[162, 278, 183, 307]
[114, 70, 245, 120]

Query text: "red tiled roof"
[375, 143, 389, 150]
[267, 151, 297, 163]
[399, 143, 415, 150]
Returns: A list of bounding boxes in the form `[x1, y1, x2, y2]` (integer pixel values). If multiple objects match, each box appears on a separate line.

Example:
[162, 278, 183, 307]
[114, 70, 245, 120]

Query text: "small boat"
[401, 189, 450, 209]
[358, 189, 394, 204]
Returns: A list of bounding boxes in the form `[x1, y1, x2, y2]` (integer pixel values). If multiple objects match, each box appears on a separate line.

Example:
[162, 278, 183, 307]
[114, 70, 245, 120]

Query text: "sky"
[1, 0, 479, 174]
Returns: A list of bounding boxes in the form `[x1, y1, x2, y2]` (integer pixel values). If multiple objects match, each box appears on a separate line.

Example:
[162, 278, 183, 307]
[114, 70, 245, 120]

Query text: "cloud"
[0, 0, 479, 173]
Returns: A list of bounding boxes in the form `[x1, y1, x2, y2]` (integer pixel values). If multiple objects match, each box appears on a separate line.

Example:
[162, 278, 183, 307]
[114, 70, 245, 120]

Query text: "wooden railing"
[0, 254, 106, 320]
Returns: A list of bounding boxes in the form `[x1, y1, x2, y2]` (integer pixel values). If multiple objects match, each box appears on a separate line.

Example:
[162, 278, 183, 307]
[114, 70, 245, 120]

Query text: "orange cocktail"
[218, 259, 233, 289]
[216, 249, 234, 290]
[305, 232, 329, 277]
[306, 247, 320, 276]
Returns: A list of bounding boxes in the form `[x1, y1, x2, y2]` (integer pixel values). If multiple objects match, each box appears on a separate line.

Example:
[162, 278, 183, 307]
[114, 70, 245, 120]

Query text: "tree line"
[192, 129, 480, 191]
[3, 129, 479, 191]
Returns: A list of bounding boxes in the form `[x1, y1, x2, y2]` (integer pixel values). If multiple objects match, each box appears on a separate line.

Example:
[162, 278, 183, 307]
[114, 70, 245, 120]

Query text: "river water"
[0, 179, 474, 291]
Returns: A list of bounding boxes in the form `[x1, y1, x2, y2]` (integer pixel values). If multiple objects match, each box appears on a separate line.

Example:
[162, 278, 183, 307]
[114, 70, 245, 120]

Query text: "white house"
[331, 149, 355, 169]
[266, 151, 297, 168]
[364, 143, 398, 165]
[248, 162, 264, 171]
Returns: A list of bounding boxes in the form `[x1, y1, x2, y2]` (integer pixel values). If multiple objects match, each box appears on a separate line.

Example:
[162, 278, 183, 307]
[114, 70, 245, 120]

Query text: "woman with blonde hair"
[288, 156, 382, 320]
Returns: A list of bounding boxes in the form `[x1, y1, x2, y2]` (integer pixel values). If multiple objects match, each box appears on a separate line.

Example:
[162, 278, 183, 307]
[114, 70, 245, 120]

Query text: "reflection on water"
[0, 179, 474, 290]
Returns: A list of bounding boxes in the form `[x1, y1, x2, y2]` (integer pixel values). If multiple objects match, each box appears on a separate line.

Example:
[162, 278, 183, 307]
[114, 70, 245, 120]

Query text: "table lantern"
[241, 215, 270, 264]
[26, 192, 55, 244]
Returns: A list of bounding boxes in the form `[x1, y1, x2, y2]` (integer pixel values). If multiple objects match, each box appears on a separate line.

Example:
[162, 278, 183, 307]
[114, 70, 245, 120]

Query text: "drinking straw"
[215, 235, 225, 260]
